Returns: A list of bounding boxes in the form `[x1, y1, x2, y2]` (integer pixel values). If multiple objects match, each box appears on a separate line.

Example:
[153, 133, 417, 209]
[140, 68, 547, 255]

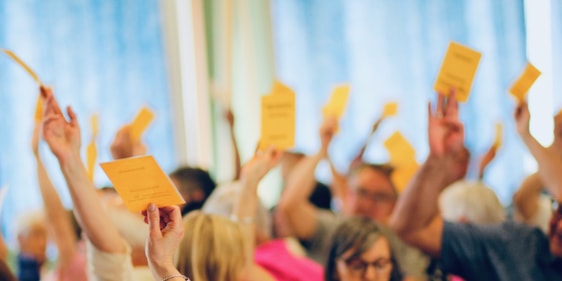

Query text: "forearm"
[0, 233, 7, 261]
[35, 157, 77, 264]
[390, 156, 450, 235]
[328, 160, 348, 203]
[521, 134, 562, 200]
[58, 154, 127, 253]
[513, 173, 542, 221]
[278, 153, 323, 209]
[230, 130, 241, 181]
[233, 178, 258, 279]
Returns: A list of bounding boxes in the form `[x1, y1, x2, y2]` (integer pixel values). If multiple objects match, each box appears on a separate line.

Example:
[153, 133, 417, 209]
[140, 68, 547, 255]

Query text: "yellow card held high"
[434, 42, 482, 102]
[509, 63, 541, 102]
[260, 81, 296, 150]
[130, 107, 155, 142]
[382, 102, 398, 117]
[322, 84, 350, 119]
[2, 49, 43, 85]
[100, 155, 185, 212]
[384, 131, 417, 166]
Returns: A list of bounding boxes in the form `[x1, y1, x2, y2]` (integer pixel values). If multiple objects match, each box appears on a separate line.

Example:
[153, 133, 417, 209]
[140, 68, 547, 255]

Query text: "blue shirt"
[441, 221, 562, 281]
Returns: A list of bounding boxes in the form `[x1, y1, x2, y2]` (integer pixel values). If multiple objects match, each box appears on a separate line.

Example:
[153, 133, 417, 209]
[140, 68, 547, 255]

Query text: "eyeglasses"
[341, 257, 392, 276]
[354, 188, 397, 203]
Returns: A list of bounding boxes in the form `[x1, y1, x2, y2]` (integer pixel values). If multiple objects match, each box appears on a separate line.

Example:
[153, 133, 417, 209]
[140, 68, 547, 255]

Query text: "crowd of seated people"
[0, 80, 561, 281]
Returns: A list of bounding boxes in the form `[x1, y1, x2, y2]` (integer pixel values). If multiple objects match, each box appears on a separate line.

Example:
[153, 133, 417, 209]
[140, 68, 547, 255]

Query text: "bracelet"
[230, 214, 255, 224]
[162, 274, 190, 281]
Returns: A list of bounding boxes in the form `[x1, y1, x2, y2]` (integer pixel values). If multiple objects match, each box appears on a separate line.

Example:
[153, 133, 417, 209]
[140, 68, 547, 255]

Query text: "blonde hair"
[177, 212, 248, 281]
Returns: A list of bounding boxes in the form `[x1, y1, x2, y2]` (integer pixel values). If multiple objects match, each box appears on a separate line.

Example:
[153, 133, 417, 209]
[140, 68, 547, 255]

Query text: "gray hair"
[439, 180, 505, 224]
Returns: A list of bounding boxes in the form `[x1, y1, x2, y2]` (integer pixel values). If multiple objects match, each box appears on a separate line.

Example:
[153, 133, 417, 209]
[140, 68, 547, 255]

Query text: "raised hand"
[40, 86, 81, 162]
[319, 117, 338, 156]
[110, 125, 147, 159]
[428, 91, 464, 158]
[143, 204, 184, 280]
[514, 102, 531, 137]
[242, 147, 282, 186]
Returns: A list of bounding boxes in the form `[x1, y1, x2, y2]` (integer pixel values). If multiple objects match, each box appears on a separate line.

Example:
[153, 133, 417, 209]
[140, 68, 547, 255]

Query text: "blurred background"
[0, 0, 560, 246]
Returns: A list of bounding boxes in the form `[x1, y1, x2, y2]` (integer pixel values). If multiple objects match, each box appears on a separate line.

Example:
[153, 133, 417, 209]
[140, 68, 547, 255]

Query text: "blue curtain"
[553, 0, 562, 109]
[0, 0, 175, 241]
[271, 0, 528, 204]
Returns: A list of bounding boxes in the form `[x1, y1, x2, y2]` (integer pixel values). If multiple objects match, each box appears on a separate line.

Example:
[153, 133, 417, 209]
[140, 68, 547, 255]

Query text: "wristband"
[162, 274, 190, 281]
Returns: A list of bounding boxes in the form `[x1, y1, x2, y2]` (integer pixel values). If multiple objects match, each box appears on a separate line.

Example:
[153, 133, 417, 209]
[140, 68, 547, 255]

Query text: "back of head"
[170, 166, 217, 200]
[202, 181, 272, 239]
[439, 180, 505, 224]
[325, 217, 402, 281]
[177, 212, 247, 281]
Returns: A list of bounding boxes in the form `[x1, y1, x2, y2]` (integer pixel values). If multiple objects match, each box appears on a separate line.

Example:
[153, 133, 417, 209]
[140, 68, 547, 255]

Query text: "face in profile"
[549, 204, 562, 257]
[346, 167, 397, 224]
[335, 237, 393, 281]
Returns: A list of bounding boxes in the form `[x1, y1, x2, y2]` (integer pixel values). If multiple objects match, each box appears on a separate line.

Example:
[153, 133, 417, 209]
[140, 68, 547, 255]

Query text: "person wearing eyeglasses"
[325, 217, 402, 281]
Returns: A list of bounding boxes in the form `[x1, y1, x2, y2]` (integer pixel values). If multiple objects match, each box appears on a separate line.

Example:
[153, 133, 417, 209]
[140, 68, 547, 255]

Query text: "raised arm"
[41, 86, 127, 254]
[478, 144, 497, 180]
[390, 93, 468, 257]
[513, 172, 543, 223]
[32, 122, 77, 267]
[225, 108, 242, 181]
[514, 102, 562, 201]
[276, 118, 336, 240]
[143, 205, 186, 281]
[328, 159, 348, 211]
[234, 147, 281, 280]
[349, 116, 384, 170]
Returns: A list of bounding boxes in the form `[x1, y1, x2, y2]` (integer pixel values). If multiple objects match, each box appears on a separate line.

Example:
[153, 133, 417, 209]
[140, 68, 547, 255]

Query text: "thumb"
[147, 203, 162, 238]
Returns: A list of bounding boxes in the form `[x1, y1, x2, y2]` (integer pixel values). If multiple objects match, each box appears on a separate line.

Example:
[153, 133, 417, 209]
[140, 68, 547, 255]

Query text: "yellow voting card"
[100, 155, 185, 212]
[493, 123, 503, 149]
[382, 102, 398, 117]
[391, 162, 419, 194]
[130, 107, 154, 141]
[434, 42, 482, 102]
[384, 131, 417, 166]
[86, 115, 99, 182]
[86, 142, 97, 182]
[322, 84, 350, 119]
[260, 82, 296, 150]
[91, 115, 99, 139]
[509, 63, 541, 102]
[2, 49, 43, 85]
[34, 96, 44, 122]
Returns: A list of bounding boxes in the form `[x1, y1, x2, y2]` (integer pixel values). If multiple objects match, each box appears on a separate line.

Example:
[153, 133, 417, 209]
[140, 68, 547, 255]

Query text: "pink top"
[255, 239, 323, 281]
[44, 244, 88, 281]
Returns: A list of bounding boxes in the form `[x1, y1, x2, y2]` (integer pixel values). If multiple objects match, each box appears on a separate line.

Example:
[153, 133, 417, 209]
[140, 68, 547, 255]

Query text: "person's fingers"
[436, 93, 445, 116]
[67, 106, 78, 127]
[39, 85, 52, 99]
[146, 203, 162, 238]
[427, 102, 433, 119]
[447, 89, 459, 117]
